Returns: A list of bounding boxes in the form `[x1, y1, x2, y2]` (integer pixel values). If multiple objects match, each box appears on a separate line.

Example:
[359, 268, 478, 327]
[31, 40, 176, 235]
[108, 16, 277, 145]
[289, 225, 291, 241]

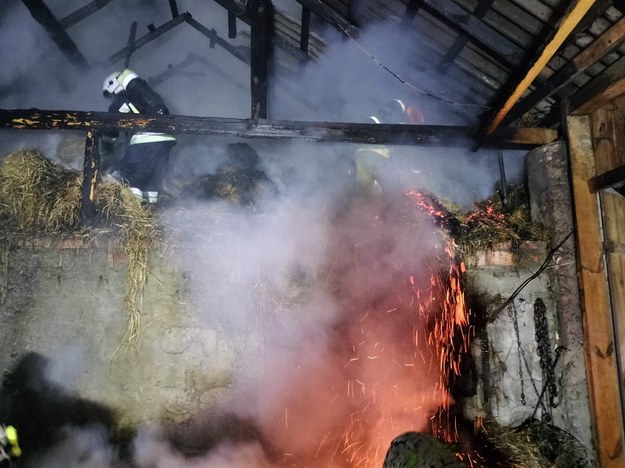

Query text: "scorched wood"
[0, 108, 557, 149]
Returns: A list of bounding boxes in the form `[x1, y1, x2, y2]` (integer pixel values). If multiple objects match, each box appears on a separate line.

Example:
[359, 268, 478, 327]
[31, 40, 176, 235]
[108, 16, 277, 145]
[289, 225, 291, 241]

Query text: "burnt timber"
[0, 109, 556, 150]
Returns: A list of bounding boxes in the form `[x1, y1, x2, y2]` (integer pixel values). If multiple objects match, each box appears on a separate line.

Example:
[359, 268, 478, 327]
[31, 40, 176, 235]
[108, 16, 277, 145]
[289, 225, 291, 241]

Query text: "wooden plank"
[610, 93, 625, 167]
[601, 192, 625, 415]
[0, 108, 557, 149]
[568, 114, 625, 468]
[293, 0, 360, 37]
[592, 104, 618, 174]
[419, 0, 525, 67]
[571, 55, 625, 114]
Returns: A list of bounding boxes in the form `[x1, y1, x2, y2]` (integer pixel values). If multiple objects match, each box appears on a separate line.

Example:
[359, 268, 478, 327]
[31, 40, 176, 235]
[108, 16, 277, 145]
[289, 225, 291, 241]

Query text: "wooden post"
[81, 131, 101, 226]
[248, 0, 271, 119]
[567, 114, 625, 467]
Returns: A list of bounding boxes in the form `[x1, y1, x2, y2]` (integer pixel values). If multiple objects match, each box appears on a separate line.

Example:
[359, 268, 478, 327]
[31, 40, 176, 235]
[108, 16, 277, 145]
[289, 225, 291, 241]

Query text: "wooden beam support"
[168, 0, 179, 18]
[482, 0, 597, 138]
[248, 0, 271, 119]
[438, 0, 494, 72]
[293, 0, 360, 38]
[22, 0, 88, 69]
[59, 0, 114, 29]
[300, 7, 311, 54]
[571, 56, 625, 115]
[184, 15, 250, 63]
[589, 165, 625, 192]
[108, 13, 189, 64]
[0, 108, 556, 149]
[80, 131, 100, 226]
[419, 0, 524, 68]
[505, 14, 625, 125]
[567, 114, 625, 468]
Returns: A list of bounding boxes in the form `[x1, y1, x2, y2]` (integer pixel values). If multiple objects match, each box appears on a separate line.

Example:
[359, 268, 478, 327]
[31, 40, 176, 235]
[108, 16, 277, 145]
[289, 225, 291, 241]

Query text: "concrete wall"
[0, 240, 241, 429]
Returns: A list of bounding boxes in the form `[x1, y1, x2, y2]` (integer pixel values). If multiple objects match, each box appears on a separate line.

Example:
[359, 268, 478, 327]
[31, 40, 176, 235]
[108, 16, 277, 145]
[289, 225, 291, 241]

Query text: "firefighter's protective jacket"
[107, 69, 176, 145]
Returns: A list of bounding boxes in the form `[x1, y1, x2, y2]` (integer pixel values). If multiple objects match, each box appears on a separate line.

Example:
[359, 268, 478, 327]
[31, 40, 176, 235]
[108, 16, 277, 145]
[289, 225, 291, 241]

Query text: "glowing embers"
[265, 194, 472, 467]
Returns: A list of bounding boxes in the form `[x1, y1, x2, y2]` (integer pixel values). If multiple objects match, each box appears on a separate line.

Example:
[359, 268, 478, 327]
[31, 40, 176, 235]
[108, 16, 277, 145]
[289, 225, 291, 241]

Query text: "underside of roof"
[4, 0, 625, 150]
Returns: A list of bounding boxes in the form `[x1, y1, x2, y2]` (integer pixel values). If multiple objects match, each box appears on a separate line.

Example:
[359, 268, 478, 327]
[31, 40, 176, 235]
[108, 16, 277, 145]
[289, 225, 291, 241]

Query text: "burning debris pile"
[0, 148, 156, 346]
[406, 185, 549, 256]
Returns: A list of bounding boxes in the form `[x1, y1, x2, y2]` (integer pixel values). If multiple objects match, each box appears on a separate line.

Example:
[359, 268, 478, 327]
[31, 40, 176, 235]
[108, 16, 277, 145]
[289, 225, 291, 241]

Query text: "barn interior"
[0, 0, 624, 467]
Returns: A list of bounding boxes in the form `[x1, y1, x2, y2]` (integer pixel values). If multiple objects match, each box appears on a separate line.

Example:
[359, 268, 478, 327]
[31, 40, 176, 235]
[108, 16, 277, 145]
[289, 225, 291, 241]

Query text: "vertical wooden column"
[567, 114, 625, 467]
[248, 0, 271, 119]
[81, 131, 101, 226]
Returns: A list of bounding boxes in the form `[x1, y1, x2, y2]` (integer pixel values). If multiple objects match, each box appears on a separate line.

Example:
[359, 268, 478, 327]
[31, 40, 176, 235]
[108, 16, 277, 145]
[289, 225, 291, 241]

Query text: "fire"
[259, 193, 473, 467]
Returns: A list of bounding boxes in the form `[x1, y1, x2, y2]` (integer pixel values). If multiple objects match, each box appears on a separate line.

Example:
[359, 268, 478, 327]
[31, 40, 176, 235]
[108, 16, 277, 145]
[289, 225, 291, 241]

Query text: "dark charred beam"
[59, 0, 114, 29]
[211, 0, 313, 62]
[108, 13, 189, 64]
[124, 21, 138, 69]
[569, 54, 625, 114]
[293, 0, 360, 38]
[169, 0, 179, 18]
[80, 131, 100, 226]
[300, 7, 311, 54]
[146, 54, 201, 88]
[22, 0, 88, 69]
[504, 14, 625, 125]
[419, 0, 524, 68]
[438, 0, 494, 72]
[248, 0, 271, 119]
[185, 15, 250, 63]
[400, 0, 423, 29]
[0, 109, 557, 149]
[589, 165, 625, 193]
[228, 11, 237, 38]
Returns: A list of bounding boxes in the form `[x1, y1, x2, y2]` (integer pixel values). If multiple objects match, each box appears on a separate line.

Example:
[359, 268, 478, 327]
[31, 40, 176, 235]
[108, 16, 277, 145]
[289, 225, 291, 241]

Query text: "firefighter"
[0, 424, 21, 463]
[354, 98, 422, 195]
[102, 69, 177, 204]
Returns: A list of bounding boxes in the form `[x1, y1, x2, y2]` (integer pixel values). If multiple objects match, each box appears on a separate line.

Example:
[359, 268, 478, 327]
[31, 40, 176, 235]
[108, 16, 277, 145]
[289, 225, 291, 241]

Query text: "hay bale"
[0, 148, 157, 347]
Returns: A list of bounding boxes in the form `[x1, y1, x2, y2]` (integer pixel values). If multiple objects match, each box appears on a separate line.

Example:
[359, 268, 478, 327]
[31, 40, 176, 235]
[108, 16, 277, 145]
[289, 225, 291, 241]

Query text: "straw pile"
[0, 148, 156, 347]
[482, 418, 596, 467]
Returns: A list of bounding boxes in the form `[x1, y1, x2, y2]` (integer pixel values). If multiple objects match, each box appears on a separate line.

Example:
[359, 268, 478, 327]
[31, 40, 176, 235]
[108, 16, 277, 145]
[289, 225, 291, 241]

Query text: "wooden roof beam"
[504, 13, 625, 125]
[589, 165, 625, 193]
[570, 55, 625, 114]
[58, 0, 114, 29]
[418, 0, 524, 68]
[22, 0, 88, 69]
[0, 108, 556, 150]
[474, 0, 597, 148]
[438, 0, 495, 72]
[293, 0, 360, 38]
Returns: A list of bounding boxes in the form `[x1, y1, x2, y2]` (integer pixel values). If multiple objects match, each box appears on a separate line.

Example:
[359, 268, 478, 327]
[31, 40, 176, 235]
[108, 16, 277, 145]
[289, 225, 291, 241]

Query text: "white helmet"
[103, 71, 123, 96]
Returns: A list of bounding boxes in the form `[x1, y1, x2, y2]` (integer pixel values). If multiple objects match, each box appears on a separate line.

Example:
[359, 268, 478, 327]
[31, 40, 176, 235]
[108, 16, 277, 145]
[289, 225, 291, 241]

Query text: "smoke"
[0, 1, 516, 466]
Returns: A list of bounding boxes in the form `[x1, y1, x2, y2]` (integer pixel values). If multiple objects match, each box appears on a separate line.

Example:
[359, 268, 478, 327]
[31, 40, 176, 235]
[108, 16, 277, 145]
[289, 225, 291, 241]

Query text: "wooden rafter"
[504, 13, 625, 125]
[418, 0, 524, 68]
[22, 0, 88, 69]
[58, 0, 114, 29]
[479, 0, 597, 140]
[437, 0, 495, 72]
[0, 108, 556, 149]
